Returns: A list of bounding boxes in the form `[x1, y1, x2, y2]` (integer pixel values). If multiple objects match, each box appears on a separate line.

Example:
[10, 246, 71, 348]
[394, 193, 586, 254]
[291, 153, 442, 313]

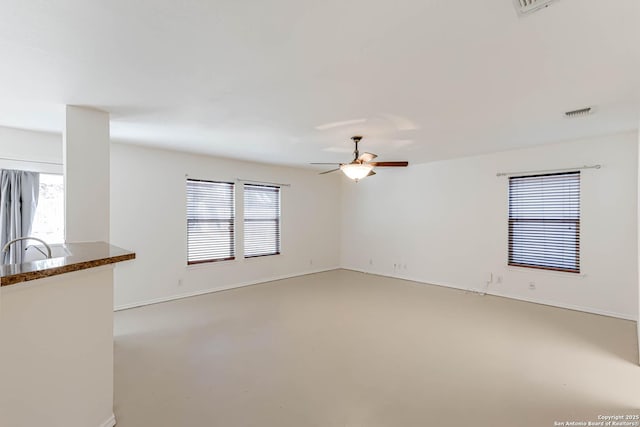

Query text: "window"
[244, 184, 281, 258]
[30, 173, 65, 244]
[186, 179, 235, 264]
[508, 171, 580, 273]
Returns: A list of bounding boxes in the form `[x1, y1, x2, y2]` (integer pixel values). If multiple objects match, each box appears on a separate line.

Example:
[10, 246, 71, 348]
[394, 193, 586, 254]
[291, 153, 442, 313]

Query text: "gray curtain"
[0, 169, 40, 264]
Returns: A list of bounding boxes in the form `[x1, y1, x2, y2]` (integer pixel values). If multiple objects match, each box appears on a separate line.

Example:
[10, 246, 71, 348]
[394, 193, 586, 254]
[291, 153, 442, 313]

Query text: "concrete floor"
[114, 270, 640, 427]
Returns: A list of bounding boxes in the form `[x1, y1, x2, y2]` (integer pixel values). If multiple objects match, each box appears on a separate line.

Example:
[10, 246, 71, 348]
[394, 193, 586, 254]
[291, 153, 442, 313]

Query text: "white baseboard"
[114, 266, 636, 321]
[342, 267, 637, 321]
[99, 413, 116, 427]
[114, 267, 340, 311]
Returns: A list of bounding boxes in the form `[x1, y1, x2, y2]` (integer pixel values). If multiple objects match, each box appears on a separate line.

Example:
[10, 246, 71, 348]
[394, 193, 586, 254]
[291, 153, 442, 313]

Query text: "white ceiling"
[0, 0, 638, 167]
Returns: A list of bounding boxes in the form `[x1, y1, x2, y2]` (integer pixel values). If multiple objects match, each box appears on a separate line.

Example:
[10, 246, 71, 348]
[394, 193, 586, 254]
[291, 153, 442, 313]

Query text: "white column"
[63, 106, 110, 242]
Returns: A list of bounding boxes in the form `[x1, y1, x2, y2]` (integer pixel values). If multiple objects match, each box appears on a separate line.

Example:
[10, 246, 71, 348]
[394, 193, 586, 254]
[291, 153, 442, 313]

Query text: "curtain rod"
[237, 178, 291, 187]
[496, 164, 601, 177]
[0, 156, 62, 166]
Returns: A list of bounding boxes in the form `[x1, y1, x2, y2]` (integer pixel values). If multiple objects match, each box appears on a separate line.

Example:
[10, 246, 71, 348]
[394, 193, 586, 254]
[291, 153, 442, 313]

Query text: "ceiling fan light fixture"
[313, 135, 408, 179]
[340, 163, 373, 182]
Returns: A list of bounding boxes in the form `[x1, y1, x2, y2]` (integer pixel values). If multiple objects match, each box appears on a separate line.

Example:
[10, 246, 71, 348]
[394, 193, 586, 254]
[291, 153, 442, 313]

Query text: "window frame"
[507, 171, 581, 274]
[243, 183, 281, 259]
[186, 178, 236, 265]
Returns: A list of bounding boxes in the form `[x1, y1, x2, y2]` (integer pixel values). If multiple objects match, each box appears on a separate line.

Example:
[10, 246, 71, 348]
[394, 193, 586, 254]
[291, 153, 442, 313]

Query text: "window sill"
[505, 265, 587, 278]
[185, 253, 283, 269]
[243, 253, 282, 261]
[186, 257, 236, 269]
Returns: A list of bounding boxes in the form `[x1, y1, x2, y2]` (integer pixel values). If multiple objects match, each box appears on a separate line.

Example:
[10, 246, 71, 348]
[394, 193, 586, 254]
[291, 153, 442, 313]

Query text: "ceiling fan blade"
[319, 168, 340, 175]
[311, 162, 342, 165]
[366, 170, 376, 177]
[369, 161, 409, 167]
[358, 152, 377, 162]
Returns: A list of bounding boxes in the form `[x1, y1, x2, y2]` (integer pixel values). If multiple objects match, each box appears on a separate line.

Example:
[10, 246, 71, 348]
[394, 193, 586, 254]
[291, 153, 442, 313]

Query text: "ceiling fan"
[312, 136, 409, 182]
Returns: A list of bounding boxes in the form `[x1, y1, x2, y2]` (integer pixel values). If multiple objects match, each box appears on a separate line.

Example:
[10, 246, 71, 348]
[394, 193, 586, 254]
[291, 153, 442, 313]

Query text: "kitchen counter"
[0, 242, 135, 286]
[1, 241, 128, 427]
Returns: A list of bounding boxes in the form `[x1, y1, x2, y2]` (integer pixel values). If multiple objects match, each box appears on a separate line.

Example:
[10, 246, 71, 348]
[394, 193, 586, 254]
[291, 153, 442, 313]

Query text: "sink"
[22, 244, 72, 263]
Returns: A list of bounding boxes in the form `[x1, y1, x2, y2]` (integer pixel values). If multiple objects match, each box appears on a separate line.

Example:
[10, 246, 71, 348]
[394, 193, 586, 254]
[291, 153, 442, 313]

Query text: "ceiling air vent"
[565, 107, 593, 118]
[514, 0, 557, 16]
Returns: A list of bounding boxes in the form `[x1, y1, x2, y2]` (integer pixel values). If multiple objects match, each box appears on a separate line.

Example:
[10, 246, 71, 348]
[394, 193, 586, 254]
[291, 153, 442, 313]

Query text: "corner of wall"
[99, 413, 116, 427]
[637, 126, 640, 365]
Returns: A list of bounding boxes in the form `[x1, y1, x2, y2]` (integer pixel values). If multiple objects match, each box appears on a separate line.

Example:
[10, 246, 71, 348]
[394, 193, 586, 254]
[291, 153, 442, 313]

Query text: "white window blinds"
[187, 179, 235, 264]
[508, 172, 580, 273]
[244, 184, 281, 258]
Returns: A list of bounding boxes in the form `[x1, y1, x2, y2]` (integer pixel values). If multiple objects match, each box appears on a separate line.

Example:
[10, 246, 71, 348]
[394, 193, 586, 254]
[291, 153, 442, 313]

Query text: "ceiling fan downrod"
[352, 135, 362, 162]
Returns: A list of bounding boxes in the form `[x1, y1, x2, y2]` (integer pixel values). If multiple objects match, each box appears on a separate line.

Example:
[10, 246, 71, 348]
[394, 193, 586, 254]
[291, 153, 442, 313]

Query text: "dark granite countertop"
[0, 242, 135, 287]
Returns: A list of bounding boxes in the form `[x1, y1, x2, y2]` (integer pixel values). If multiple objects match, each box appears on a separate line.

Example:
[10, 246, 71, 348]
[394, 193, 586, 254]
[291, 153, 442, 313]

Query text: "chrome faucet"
[2, 237, 52, 259]
[25, 244, 50, 258]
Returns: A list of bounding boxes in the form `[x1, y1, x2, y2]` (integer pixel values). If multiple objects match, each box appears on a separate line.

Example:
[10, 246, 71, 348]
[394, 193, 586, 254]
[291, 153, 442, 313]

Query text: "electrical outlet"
[178, 279, 183, 287]
[309, 259, 313, 266]
[369, 258, 373, 265]
[529, 282, 536, 290]
[496, 276, 503, 284]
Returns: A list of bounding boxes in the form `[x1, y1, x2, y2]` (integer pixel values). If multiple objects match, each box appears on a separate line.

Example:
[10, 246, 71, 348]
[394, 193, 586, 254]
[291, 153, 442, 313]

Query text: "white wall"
[110, 143, 342, 309]
[637, 124, 640, 362]
[0, 125, 62, 174]
[3, 125, 637, 322]
[341, 132, 639, 320]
